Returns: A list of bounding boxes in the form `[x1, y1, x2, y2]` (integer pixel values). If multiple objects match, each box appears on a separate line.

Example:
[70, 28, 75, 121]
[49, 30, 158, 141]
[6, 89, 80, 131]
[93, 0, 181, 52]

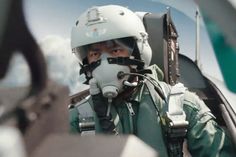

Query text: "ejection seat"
[138, 10, 180, 85]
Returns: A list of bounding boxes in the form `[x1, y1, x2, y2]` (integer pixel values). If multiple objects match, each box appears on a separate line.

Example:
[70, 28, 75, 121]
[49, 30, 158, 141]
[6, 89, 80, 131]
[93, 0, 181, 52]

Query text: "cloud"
[0, 35, 88, 95]
[39, 35, 88, 95]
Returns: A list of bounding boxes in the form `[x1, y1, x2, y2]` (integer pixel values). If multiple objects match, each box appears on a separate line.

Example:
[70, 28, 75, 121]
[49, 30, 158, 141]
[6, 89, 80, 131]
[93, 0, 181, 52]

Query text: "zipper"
[126, 102, 135, 116]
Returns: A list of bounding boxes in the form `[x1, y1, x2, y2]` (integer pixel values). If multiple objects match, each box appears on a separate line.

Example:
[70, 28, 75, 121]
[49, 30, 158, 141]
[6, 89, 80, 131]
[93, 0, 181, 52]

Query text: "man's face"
[87, 40, 130, 64]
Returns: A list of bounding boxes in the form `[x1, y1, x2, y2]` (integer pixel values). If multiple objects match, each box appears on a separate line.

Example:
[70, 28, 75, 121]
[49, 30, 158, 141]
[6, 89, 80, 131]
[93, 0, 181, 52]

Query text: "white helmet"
[71, 5, 152, 67]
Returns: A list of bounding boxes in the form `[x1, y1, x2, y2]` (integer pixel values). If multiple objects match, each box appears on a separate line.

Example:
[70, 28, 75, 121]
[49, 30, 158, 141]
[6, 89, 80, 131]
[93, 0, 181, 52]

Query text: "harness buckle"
[165, 111, 188, 139]
[79, 117, 95, 132]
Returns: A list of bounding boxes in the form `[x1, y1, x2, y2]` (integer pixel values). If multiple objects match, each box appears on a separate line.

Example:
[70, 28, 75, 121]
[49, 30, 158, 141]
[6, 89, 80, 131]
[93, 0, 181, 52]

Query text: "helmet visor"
[72, 37, 135, 64]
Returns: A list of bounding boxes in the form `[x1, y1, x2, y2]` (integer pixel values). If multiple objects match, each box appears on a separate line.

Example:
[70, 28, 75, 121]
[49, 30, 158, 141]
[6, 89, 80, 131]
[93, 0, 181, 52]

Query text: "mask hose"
[118, 71, 167, 103]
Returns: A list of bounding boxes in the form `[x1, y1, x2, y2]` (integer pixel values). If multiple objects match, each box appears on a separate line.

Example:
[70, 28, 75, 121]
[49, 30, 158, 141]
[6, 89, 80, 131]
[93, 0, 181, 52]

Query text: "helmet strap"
[80, 57, 145, 84]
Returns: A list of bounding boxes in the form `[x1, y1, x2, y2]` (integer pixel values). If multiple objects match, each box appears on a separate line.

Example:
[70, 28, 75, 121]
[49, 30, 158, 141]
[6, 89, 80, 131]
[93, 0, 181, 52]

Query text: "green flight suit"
[69, 64, 236, 157]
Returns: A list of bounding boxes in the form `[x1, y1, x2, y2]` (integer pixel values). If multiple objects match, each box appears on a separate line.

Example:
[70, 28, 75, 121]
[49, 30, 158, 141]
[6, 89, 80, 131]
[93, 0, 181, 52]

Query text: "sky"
[0, 0, 224, 95]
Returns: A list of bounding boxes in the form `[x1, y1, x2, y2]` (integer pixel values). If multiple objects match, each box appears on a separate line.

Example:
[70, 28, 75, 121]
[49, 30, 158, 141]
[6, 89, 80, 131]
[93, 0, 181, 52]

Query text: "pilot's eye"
[89, 50, 101, 57]
[87, 49, 101, 63]
[111, 47, 124, 55]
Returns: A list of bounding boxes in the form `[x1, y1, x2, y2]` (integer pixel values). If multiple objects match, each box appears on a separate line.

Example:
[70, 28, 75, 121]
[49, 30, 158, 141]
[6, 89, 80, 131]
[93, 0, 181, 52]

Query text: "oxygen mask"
[92, 53, 130, 99]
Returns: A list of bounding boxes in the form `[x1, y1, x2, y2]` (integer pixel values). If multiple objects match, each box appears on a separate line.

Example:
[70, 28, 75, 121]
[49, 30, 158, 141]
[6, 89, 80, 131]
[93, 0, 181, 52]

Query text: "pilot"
[69, 5, 236, 157]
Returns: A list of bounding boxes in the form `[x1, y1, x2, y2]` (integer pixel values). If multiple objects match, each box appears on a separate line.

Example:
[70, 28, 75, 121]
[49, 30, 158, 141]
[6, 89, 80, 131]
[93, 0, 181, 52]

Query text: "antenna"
[195, 8, 201, 69]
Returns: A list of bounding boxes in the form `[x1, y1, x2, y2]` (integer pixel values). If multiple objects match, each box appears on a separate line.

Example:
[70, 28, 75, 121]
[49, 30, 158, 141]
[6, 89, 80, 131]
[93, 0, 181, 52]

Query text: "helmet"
[71, 5, 153, 98]
[71, 5, 152, 67]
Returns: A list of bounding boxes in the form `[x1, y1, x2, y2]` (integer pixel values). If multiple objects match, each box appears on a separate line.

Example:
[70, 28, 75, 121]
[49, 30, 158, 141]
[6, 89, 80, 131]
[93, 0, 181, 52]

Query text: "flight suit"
[69, 65, 236, 157]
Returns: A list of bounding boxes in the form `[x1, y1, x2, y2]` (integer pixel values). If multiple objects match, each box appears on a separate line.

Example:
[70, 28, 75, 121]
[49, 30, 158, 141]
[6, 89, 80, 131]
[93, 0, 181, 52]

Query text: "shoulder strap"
[145, 81, 188, 157]
[75, 95, 123, 135]
[165, 83, 188, 129]
[74, 96, 96, 136]
[163, 83, 189, 157]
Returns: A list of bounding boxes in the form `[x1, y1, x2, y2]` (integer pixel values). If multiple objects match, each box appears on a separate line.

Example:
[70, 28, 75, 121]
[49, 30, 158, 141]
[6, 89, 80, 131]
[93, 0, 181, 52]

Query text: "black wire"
[118, 72, 167, 103]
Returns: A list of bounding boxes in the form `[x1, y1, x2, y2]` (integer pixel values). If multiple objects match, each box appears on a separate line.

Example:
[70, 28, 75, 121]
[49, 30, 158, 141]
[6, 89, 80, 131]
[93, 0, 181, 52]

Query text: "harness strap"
[80, 57, 145, 76]
[146, 81, 188, 157]
[80, 57, 145, 84]
[162, 83, 188, 157]
[79, 60, 101, 75]
[107, 57, 145, 69]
